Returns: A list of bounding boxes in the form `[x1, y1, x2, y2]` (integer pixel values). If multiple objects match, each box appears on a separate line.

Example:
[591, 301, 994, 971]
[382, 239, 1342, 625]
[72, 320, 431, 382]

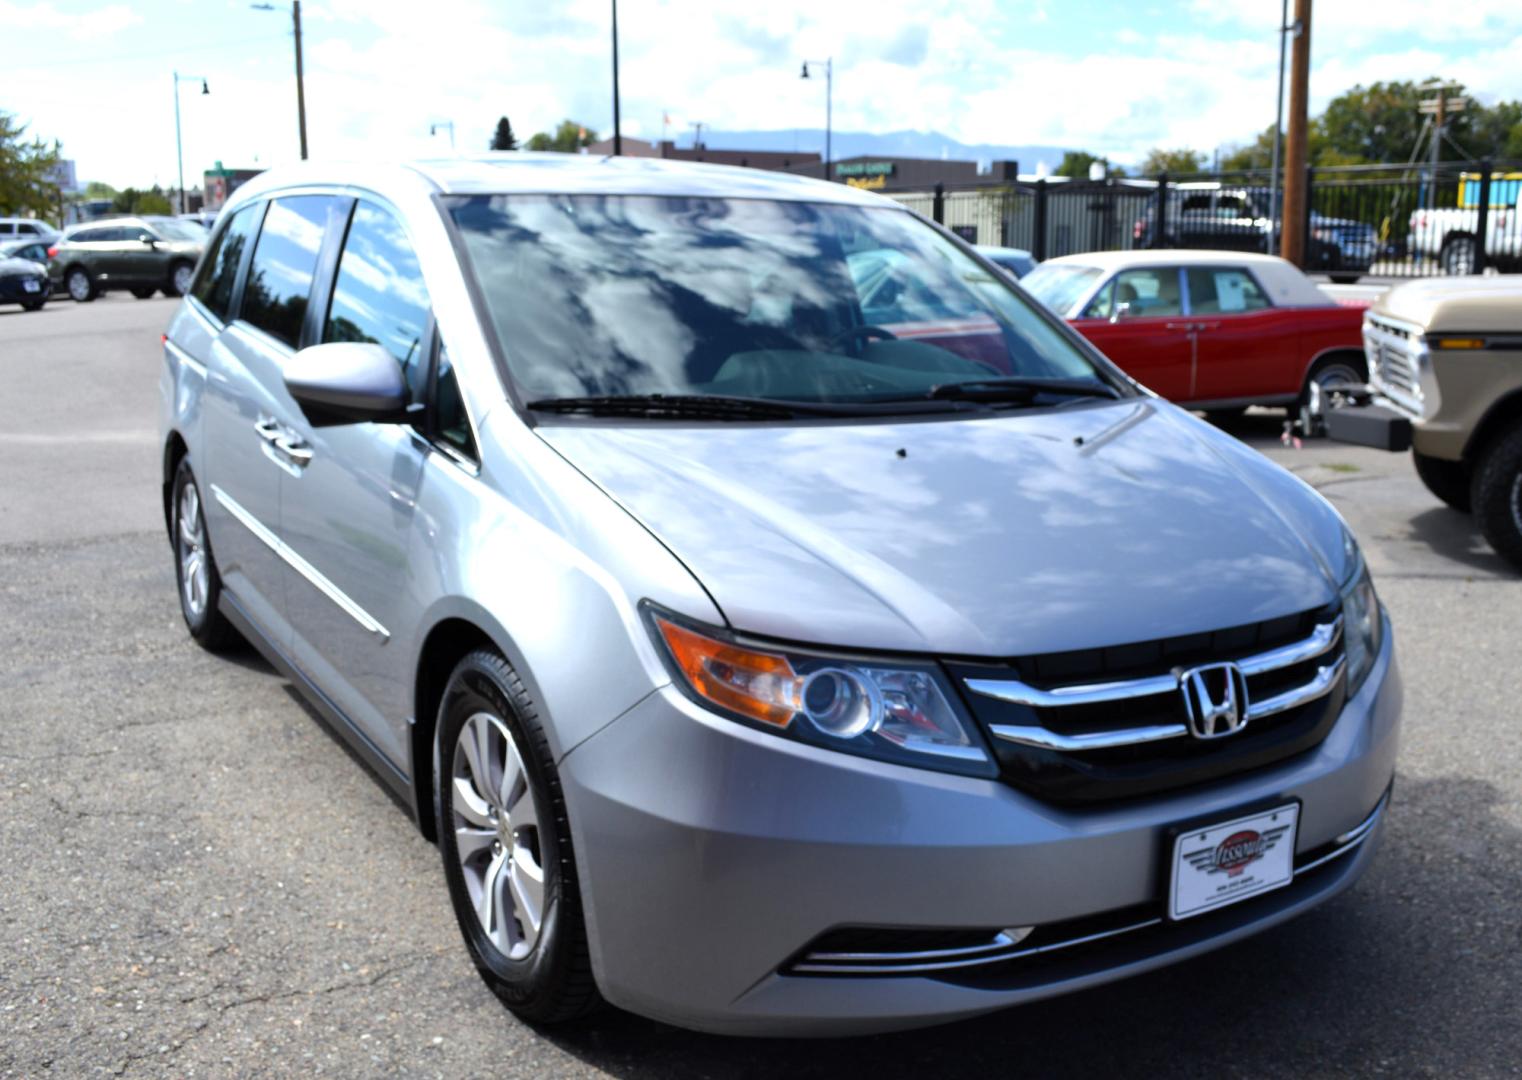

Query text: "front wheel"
[21, 299, 45, 312]
[1471, 426, 1522, 571]
[1413, 450, 1471, 512]
[436, 650, 599, 1025]
[172, 459, 239, 650]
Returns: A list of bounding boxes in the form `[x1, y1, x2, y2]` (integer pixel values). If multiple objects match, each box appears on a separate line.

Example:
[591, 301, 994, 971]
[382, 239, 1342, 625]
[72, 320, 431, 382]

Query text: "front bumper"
[560, 618, 1400, 1036]
[0, 275, 50, 303]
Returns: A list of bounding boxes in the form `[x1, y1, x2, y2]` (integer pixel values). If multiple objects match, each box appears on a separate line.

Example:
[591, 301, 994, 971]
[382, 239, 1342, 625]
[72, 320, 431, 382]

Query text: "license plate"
[1169, 802, 1299, 920]
[22, 279, 40, 293]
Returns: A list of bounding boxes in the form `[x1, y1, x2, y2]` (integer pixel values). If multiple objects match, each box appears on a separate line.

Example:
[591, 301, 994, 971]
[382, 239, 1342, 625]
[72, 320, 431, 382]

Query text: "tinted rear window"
[240, 195, 336, 348]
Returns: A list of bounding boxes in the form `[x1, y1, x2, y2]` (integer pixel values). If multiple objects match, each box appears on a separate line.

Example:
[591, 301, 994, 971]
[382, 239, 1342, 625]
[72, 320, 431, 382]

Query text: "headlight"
[1339, 531, 1383, 696]
[645, 607, 995, 777]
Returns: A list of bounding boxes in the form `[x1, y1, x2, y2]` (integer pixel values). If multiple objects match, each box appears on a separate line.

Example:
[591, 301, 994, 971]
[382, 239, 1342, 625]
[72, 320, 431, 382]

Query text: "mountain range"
[670, 129, 1070, 174]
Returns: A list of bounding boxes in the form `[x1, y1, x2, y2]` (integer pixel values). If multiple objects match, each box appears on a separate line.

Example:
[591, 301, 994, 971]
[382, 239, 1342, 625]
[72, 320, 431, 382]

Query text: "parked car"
[1021, 250, 1370, 411]
[0, 216, 60, 245]
[1132, 184, 1377, 284]
[977, 244, 1037, 278]
[48, 216, 206, 302]
[0, 238, 52, 266]
[1407, 171, 1522, 275]
[1330, 277, 1522, 568]
[160, 155, 1399, 1036]
[0, 242, 52, 310]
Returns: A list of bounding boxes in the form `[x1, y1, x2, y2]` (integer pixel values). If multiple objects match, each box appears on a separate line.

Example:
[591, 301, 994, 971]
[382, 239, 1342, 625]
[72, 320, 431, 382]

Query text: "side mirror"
[138, 233, 158, 247]
[1109, 302, 1134, 324]
[284, 342, 407, 426]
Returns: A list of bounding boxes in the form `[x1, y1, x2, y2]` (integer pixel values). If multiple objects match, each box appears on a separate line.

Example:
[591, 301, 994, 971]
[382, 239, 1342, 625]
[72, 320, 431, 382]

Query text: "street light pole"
[800, 58, 832, 181]
[252, 1, 308, 159]
[610, 0, 622, 155]
[173, 72, 210, 215]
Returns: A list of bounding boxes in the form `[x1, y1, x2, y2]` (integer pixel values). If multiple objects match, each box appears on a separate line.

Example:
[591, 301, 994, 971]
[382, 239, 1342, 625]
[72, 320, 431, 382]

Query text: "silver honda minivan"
[158, 154, 1401, 1036]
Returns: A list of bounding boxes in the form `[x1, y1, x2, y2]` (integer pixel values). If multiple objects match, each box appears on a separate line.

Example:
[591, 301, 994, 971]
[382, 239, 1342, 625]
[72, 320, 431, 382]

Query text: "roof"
[229, 152, 892, 208]
[1034, 248, 1333, 310]
[1041, 249, 1297, 270]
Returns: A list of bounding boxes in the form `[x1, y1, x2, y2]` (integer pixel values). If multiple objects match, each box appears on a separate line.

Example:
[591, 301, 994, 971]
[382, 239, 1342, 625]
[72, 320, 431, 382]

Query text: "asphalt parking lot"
[3, 295, 1520, 1078]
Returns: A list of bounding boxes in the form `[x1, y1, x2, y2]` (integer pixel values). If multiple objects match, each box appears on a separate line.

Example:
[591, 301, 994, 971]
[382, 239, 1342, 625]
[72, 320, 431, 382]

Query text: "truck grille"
[947, 605, 1346, 804]
[1364, 315, 1425, 417]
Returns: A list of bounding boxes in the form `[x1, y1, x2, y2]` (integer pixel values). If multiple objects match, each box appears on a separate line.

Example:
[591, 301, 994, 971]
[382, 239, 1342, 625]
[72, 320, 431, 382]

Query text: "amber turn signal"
[654, 616, 800, 728]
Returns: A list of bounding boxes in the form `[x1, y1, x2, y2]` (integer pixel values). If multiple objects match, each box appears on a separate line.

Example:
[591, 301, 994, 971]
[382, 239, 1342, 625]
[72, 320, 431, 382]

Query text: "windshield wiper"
[525, 393, 865, 420]
[924, 377, 1121, 402]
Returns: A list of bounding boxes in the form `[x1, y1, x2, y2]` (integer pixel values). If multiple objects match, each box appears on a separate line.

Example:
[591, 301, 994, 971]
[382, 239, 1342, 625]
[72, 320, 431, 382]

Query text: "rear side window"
[69, 228, 103, 243]
[1187, 267, 1271, 314]
[18, 223, 39, 236]
[192, 203, 262, 322]
[241, 195, 336, 348]
[324, 201, 431, 399]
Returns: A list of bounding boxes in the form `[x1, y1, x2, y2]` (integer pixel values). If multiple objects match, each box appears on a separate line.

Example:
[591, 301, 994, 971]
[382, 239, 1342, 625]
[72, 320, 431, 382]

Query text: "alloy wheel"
[177, 482, 209, 619]
[451, 711, 546, 961]
[1312, 363, 1362, 394]
[173, 264, 194, 296]
[1443, 237, 1477, 276]
[67, 269, 91, 301]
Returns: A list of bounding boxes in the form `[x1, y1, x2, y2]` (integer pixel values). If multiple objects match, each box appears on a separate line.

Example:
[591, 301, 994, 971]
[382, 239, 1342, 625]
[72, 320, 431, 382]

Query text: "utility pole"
[610, 0, 622, 155]
[1267, 0, 1290, 250]
[1279, 0, 1311, 267]
[294, 0, 308, 159]
[1418, 81, 1466, 210]
[688, 121, 706, 150]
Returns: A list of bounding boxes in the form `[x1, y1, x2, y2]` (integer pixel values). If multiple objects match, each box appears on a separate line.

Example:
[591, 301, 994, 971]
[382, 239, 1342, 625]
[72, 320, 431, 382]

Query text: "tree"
[1055, 150, 1104, 178]
[525, 120, 597, 153]
[490, 116, 518, 151]
[0, 112, 62, 219]
[1139, 148, 1206, 176]
[110, 187, 173, 215]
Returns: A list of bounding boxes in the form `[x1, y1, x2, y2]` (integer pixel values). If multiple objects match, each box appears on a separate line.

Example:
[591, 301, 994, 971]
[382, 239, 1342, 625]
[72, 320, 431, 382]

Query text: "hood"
[1375, 276, 1522, 334]
[539, 402, 1346, 657]
[0, 256, 46, 277]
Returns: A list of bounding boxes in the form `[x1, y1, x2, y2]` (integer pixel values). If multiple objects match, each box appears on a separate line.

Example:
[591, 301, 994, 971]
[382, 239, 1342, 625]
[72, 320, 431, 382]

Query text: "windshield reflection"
[449, 195, 1107, 407]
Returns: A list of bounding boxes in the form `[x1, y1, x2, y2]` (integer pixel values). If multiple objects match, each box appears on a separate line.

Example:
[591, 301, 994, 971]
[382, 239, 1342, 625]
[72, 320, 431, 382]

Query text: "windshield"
[146, 218, 205, 242]
[1018, 264, 1103, 317]
[448, 195, 1113, 408]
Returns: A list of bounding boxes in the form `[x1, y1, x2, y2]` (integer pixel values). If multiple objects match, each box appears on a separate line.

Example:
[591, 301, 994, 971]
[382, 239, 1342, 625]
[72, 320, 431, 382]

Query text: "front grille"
[1365, 315, 1424, 417]
[947, 605, 1347, 804]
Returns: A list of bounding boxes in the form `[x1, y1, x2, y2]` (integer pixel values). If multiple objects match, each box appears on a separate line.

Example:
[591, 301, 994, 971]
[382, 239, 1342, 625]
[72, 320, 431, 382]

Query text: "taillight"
[47, 246, 58, 258]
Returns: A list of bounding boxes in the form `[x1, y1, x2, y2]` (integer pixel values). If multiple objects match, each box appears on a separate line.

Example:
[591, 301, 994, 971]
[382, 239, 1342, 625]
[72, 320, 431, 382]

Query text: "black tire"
[1470, 425, 1522, 571]
[65, 266, 96, 302]
[21, 299, 45, 312]
[165, 260, 194, 298]
[1412, 450, 1471, 512]
[435, 649, 599, 1025]
[1441, 234, 1478, 276]
[171, 459, 239, 651]
[1202, 406, 1249, 420]
[1329, 273, 1361, 285]
[130, 287, 157, 299]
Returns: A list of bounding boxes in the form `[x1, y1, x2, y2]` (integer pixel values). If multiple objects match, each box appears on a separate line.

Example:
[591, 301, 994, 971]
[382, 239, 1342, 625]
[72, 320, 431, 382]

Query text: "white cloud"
[0, 0, 141, 38]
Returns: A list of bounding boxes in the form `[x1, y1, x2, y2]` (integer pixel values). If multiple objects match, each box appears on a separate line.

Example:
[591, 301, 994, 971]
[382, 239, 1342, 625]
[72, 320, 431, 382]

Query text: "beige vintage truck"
[1341, 276, 1522, 568]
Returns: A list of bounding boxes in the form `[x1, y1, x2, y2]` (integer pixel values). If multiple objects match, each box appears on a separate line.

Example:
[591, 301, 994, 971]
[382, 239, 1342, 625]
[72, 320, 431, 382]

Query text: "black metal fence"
[891, 161, 1522, 279]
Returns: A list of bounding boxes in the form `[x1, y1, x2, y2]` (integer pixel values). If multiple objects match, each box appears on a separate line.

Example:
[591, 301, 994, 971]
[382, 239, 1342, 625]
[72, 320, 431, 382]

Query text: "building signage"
[835, 161, 896, 178]
[845, 175, 888, 190]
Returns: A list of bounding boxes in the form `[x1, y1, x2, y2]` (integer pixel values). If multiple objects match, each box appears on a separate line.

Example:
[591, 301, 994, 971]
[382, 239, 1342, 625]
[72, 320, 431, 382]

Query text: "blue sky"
[6, 0, 1522, 188]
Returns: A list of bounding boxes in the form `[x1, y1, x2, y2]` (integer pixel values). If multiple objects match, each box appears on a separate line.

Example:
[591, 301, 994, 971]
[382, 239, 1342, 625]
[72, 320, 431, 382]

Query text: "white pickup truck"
[1408, 172, 1522, 274]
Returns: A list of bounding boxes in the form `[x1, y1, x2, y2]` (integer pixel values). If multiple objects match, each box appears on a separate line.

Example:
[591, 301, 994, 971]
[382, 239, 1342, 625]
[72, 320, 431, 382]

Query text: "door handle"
[1164, 321, 1193, 331]
[254, 416, 282, 444]
[1193, 321, 1220, 332]
[274, 435, 313, 468]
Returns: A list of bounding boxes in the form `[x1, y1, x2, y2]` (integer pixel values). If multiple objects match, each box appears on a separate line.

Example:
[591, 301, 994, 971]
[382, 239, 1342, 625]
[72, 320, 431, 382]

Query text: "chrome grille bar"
[973, 617, 1343, 752]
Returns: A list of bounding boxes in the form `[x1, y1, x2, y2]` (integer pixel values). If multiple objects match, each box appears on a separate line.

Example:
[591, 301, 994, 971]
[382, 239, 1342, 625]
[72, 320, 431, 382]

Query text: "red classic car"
[1019, 251, 1370, 410]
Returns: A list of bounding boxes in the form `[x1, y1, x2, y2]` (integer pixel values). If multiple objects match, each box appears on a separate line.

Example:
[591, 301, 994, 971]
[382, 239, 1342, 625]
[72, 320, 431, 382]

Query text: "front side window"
[1186, 267, 1270, 314]
[241, 195, 335, 348]
[449, 195, 1110, 407]
[192, 203, 262, 322]
[324, 201, 431, 399]
[1111, 268, 1182, 317]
